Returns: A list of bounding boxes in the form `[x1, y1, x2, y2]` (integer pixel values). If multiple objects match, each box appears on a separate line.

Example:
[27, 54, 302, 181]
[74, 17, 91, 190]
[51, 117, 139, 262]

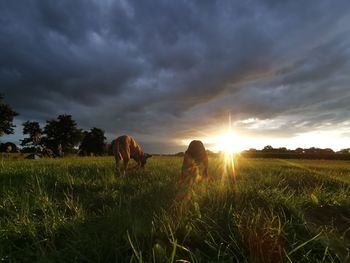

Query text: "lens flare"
[222, 151, 237, 181]
[217, 115, 239, 182]
[214, 132, 243, 155]
[180, 114, 242, 183]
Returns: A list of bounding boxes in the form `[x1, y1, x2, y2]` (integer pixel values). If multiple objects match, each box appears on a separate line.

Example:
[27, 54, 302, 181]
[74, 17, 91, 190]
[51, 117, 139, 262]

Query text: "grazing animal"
[112, 135, 152, 172]
[181, 140, 208, 179]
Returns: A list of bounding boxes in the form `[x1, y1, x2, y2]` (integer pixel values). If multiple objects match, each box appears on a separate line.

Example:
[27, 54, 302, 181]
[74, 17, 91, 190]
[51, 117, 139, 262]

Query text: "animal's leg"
[122, 148, 131, 172]
[114, 154, 121, 173]
[113, 140, 121, 174]
[123, 158, 129, 172]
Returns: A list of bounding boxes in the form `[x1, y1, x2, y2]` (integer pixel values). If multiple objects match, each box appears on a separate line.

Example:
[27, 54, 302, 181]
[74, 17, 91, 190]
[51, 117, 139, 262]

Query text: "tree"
[79, 127, 106, 156]
[20, 121, 42, 148]
[323, 148, 334, 154]
[43, 114, 83, 153]
[262, 145, 274, 152]
[0, 95, 18, 136]
[277, 147, 288, 152]
[337, 148, 350, 154]
[295, 147, 304, 154]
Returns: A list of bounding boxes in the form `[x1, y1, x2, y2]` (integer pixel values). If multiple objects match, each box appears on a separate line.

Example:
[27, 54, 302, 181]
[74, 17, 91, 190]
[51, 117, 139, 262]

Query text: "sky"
[1, 0, 350, 153]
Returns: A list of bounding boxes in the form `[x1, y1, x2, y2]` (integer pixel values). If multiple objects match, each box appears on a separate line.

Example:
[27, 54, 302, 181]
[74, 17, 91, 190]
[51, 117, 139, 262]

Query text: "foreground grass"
[0, 156, 349, 262]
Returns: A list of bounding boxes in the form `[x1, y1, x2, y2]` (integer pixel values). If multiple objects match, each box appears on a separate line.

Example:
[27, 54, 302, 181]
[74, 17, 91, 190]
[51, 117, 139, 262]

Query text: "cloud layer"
[1, 0, 350, 152]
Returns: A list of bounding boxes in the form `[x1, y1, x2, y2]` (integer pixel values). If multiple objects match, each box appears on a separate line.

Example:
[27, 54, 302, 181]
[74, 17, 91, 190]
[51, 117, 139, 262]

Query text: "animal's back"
[115, 135, 131, 147]
[114, 135, 141, 157]
[115, 135, 128, 146]
[185, 140, 208, 163]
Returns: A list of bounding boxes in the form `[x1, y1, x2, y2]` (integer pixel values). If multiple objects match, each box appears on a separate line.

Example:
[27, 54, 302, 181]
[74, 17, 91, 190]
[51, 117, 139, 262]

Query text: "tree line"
[239, 146, 350, 160]
[0, 95, 107, 156]
[1, 94, 350, 158]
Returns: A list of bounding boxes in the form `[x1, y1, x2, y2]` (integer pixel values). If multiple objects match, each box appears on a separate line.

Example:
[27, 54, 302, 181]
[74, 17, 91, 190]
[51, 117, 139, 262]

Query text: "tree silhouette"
[0, 95, 18, 137]
[262, 145, 274, 152]
[295, 147, 304, 154]
[21, 121, 42, 149]
[43, 114, 83, 154]
[79, 127, 106, 156]
[338, 148, 350, 154]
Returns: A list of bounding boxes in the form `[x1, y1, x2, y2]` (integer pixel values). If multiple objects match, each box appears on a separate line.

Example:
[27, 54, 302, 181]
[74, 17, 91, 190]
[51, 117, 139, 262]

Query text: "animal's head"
[141, 153, 152, 167]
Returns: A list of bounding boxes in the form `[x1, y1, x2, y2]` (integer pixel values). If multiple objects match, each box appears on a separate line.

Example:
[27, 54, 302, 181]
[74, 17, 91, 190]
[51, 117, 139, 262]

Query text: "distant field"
[0, 156, 349, 262]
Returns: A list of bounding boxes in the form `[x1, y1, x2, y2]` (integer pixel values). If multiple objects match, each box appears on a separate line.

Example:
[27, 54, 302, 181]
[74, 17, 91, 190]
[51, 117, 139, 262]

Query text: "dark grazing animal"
[112, 135, 152, 172]
[181, 140, 208, 179]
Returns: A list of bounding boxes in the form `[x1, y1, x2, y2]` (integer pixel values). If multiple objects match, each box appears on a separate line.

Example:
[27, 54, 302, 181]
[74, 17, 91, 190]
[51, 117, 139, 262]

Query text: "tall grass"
[0, 156, 349, 262]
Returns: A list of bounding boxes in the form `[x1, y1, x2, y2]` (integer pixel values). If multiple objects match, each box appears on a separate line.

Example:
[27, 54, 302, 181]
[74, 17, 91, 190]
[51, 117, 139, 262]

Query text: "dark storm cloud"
[1, 0, 350, 152]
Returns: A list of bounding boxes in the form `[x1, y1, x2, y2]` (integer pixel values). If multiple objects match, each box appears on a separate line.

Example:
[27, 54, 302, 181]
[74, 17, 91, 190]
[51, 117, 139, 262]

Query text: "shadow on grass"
[232, 189, 344, 263]
[1, 169, 180, 262]
[304, 205, 350, 237]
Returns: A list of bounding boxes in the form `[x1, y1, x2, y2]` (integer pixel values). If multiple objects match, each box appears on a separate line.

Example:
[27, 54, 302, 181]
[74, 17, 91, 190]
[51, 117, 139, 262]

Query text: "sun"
[211, 130, 241, 180]
[210, 113, 247, 155]
[213, 131, 244, 155]
[180, 115, 247, 155]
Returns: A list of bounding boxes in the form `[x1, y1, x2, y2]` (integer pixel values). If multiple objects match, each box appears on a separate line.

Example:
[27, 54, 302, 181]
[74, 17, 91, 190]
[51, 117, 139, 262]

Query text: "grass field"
[0, 156, 349, 262]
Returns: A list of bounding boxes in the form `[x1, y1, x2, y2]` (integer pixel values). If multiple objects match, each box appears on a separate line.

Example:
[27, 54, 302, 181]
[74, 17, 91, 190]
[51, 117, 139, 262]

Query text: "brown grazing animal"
[181, 140, 208, 179]
[112, 135, 152, 172]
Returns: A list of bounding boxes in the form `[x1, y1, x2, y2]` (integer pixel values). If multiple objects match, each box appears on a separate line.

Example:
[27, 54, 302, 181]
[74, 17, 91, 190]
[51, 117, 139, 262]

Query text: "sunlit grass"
[0, 156, 349, 262]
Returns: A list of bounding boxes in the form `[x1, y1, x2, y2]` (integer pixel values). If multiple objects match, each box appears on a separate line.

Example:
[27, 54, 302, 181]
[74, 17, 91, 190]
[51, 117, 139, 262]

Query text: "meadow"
[0, 156, 349, 262]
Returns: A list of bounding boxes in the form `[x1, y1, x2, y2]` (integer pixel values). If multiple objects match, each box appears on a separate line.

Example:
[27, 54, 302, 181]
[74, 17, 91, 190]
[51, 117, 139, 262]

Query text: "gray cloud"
[1, 0, 350, 152]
